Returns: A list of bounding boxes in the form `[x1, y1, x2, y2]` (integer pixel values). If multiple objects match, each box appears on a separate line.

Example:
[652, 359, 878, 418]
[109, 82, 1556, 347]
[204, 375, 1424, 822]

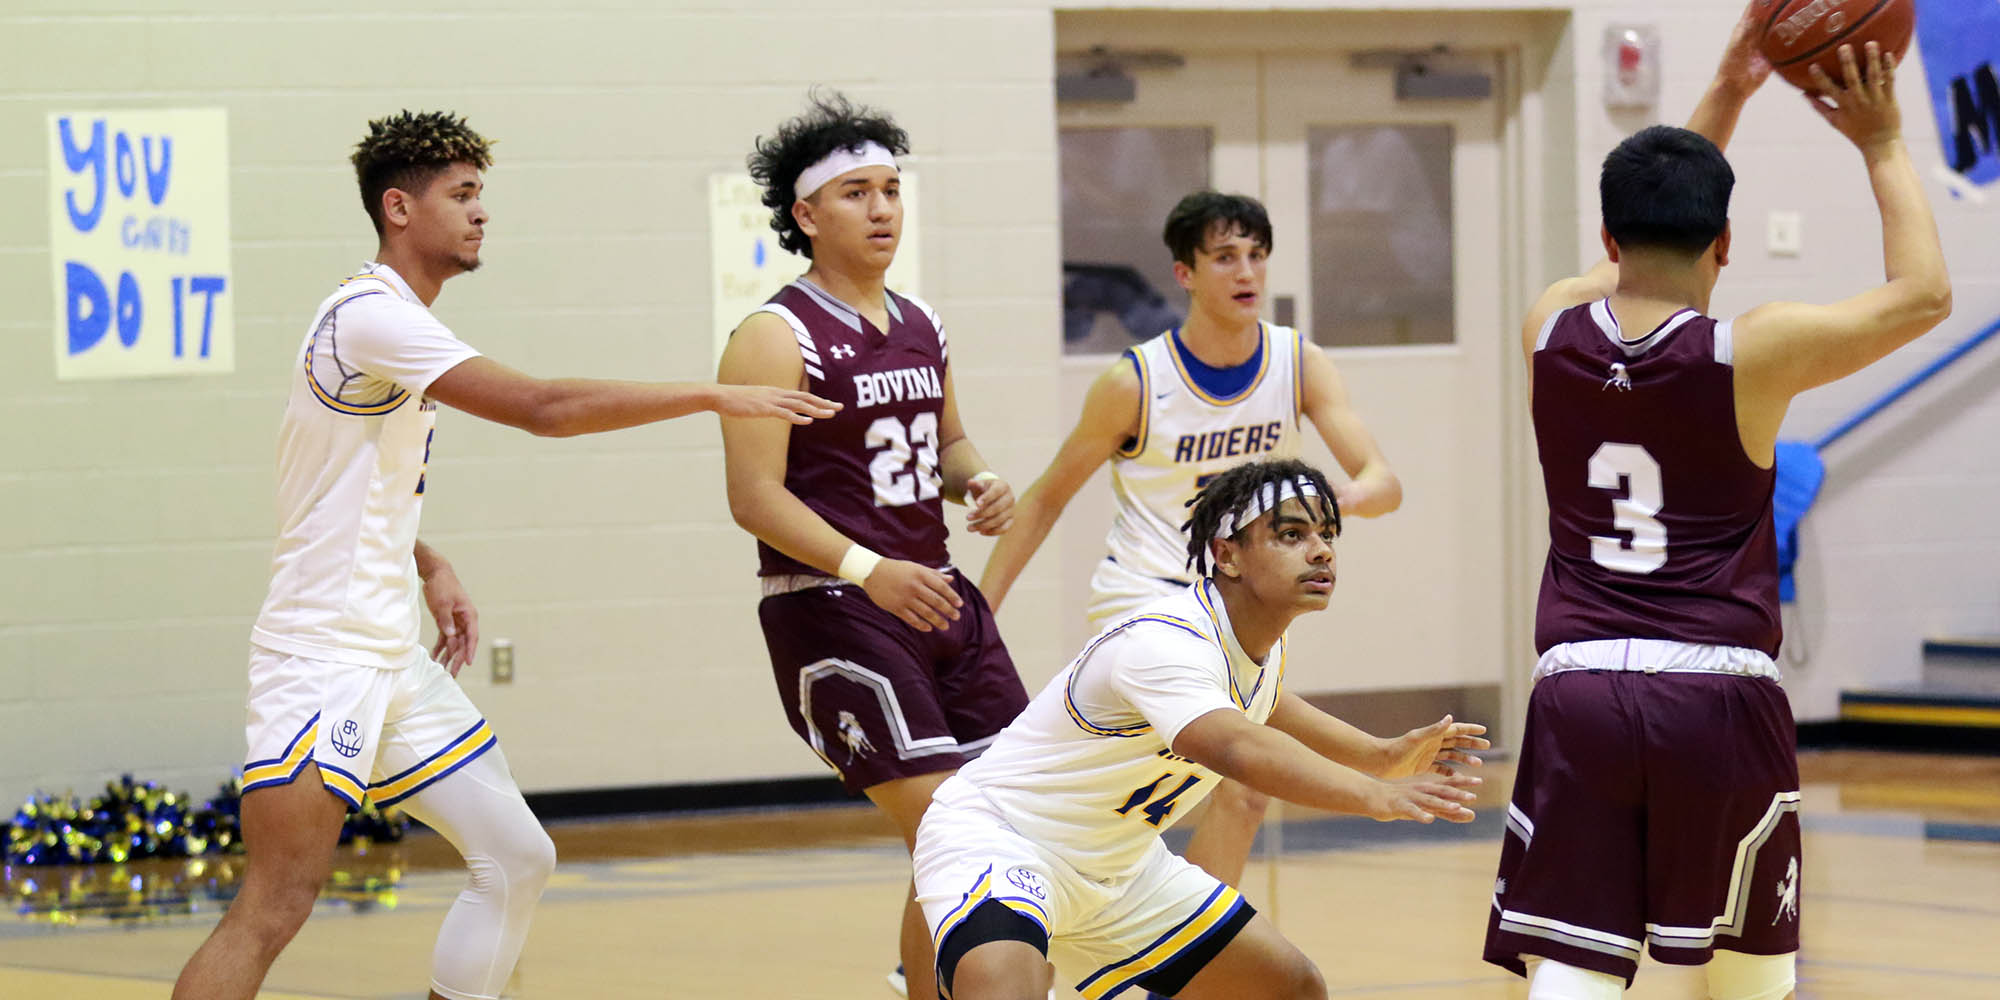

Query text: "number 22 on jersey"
[867, 412, 941, 507]
[1588, 442, 1667, 574]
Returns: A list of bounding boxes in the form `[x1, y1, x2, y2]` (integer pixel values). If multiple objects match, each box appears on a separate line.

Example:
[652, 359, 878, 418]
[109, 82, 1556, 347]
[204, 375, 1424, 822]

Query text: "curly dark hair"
[746, 91, 910, 260]
[1162, 191, 1273, 267]
[1183, 458, 1341, 577]
[350, 110, 494, 237]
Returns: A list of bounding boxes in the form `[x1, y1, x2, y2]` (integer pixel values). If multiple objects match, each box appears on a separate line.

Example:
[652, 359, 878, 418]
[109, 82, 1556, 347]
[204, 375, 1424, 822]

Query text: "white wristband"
[838, 544, 884, 585]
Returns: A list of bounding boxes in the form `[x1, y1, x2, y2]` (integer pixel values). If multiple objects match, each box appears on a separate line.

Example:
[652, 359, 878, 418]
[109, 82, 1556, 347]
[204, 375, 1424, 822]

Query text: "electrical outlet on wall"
[1766, 210, 1802, 257]
[491, 639, 514, 684]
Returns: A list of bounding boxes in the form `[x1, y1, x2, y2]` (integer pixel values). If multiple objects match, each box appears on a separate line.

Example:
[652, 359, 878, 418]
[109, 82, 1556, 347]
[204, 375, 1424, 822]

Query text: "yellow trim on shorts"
[1077, 885, 1243, 1000]
[933, 866, 995, 951]
[242, 722, 316, 787]
[369, 720, 497, 804]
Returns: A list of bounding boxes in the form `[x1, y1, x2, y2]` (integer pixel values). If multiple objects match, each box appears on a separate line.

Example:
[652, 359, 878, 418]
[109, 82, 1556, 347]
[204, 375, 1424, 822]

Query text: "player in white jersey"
[173, 111, 835, 1000]
[921, 459, 1487, 1000]
[980, 193, 1404, 922]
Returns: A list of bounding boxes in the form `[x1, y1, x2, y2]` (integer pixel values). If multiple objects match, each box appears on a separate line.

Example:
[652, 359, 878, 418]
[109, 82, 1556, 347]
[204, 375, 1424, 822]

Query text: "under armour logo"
[1603, 362, 1633, 391]
[1494, 877, 1507, 896]
[1772, 856, 1799, 924]
[829, 344, 857, 361]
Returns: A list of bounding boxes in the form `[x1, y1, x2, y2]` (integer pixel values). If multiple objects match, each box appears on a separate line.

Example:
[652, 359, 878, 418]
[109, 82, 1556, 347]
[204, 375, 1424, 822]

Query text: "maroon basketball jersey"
[1531, 300, 1781, 656]
[753, 279, 952, 577]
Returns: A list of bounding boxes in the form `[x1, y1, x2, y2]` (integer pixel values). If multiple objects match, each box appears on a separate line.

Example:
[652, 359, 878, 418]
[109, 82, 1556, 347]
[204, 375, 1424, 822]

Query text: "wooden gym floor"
[4, 750, 1997, 998]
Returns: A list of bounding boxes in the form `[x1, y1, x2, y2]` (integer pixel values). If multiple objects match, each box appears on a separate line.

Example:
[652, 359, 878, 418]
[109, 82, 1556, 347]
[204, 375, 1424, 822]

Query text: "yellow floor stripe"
[1841, 702, 2000, 728]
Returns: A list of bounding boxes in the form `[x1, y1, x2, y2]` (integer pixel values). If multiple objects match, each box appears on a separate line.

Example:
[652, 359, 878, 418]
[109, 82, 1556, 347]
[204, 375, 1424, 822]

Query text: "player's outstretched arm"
[1734, 44, 1951, 409]
[1265, 694, 1487, 778]
[1172, 708, 1478, 823]
[424, 356, 837, 437]
[1521, 0, 1774, 368]
[977, 359, 1139, 609]
[1298, 345, 1401, 517]
[719, 313, 964, 633]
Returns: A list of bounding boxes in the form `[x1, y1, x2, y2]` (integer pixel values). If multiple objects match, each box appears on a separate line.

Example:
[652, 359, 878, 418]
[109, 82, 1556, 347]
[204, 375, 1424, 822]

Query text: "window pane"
[1307, 124, 1454, 346]
[1059, 127, 1211, 355]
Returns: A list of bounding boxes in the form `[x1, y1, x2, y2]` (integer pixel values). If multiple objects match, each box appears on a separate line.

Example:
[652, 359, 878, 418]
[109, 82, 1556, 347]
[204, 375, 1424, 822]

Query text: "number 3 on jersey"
[1588, 442, 1667, 574]
[867, 412, 942, 507]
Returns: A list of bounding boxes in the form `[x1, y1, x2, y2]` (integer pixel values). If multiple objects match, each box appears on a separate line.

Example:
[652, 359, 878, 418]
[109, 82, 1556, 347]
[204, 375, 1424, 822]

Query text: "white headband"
[793, 141, 899, 201]
[1215, 477, 1322, 540]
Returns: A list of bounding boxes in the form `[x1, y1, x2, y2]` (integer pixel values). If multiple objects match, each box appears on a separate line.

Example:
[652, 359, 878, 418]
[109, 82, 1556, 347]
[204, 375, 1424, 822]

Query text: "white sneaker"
[887, 964, 909, 998]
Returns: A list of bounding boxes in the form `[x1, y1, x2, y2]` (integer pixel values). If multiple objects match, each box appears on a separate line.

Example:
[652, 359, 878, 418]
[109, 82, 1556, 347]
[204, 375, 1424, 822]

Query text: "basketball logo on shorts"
[1005, 866, 1048, 901]
[1772, 856, 1799, 924]
[331, 719, 365, 758]
[835, 710, 876, 762]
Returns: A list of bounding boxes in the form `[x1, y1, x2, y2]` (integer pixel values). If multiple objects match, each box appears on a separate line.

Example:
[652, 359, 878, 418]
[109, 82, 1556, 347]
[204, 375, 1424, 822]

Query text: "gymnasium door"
[1055, 44, 1515, 711]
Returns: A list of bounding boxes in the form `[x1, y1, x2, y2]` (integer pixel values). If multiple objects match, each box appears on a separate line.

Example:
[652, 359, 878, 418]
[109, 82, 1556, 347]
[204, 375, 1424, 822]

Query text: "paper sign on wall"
[48, 109, 234, 380]
[707, 172, 921, 366]
[1914, 0, 2000, 190]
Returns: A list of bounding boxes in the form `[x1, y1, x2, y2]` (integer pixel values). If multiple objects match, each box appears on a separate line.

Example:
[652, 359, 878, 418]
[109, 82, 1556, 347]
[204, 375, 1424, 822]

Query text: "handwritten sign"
[707, 172, 922, 366]
[1914, 0, 2000, 189]
[48, 109, 233, 379]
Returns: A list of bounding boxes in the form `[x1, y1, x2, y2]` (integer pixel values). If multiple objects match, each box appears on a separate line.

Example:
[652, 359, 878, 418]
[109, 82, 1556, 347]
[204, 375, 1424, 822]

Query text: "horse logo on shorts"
[331, 719, 365, 758]
[836, 711, 876, 762]
[1772, 856, 1800, 924]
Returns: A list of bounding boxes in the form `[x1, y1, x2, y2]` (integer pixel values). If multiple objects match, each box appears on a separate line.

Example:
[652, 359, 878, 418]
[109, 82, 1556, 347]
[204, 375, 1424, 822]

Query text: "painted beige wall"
[3, 0, 1994, 808]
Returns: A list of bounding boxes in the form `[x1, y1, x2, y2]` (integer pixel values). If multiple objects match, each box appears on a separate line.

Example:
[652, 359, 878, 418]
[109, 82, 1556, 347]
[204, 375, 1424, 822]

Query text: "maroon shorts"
[758, 572, 1029, 794]
[1483, 670, 1801, 984]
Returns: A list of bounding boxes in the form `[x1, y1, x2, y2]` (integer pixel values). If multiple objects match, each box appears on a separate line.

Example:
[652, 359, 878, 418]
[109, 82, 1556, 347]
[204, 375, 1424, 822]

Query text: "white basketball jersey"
[1105, 324, 1305, 585]
[250, 264, 480, 669]
[945, 580, 1285, 877]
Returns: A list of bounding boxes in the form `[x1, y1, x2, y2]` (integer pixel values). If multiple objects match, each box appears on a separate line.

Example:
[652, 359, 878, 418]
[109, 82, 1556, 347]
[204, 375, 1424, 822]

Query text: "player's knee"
[1283, 956, 1328, 1000]
[1706, 951, 1795, 1000]
[466, 824, 556, 899]
[1526, 959, 1623, 1000]
[944, 942, 1046, 1000]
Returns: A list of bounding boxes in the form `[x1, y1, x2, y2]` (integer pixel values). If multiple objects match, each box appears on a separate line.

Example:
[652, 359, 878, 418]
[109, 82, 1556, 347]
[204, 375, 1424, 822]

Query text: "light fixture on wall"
[1603, 24, 1661, 109]
[1055, 45, 1184, 104]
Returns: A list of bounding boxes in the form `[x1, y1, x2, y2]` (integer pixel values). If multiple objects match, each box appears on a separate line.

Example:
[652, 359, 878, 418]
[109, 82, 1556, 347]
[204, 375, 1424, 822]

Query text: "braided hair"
[1183, 459, 1341, 577]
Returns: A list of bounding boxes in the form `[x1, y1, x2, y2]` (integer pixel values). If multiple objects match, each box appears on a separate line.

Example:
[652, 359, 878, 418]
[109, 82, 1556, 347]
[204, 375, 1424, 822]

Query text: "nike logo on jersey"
[854, 366, 944, 408]
[1173, 421, 1284, 463]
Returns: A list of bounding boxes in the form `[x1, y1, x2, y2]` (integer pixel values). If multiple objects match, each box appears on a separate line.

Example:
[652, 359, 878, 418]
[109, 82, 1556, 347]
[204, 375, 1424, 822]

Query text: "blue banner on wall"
[1915, 0, 2000, 187]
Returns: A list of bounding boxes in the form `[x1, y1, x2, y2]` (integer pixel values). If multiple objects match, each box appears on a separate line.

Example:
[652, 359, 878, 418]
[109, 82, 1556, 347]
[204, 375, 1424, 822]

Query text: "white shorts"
[1086, 558, 1188, 632]
[914, 786, 1252, 1000]
[242, 645, 497, 809]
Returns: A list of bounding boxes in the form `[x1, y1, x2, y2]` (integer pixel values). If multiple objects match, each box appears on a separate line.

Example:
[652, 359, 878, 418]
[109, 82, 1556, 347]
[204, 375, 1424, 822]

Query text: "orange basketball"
[1755, 0, 1916, 91]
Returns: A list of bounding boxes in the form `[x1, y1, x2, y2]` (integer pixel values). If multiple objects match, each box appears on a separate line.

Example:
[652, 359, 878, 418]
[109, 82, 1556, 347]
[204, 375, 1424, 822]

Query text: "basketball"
[1756, 0, 1916, 91]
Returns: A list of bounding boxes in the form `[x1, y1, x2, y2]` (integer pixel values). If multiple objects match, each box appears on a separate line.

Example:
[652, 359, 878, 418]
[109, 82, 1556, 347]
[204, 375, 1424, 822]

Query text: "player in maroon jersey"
[717, 92, 1031, 1000]
[1484, 7, 1950, 1000]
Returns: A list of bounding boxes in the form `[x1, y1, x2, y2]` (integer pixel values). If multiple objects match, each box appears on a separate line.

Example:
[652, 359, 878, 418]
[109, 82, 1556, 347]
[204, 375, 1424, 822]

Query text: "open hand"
[1371, 771, 1481, 824]
[1805, 42, 1901, 151]
[1379, 714, 1490, 779]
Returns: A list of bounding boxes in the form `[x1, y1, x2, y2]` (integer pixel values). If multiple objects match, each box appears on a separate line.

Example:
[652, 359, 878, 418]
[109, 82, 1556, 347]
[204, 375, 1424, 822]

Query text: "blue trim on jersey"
[1116, 349, 1149, 459]
[1195, 581, 1265, 710]
[303, 289, 410, 416]
[1063, 613, 1215, 736]
[1167, 325, 1266, 403]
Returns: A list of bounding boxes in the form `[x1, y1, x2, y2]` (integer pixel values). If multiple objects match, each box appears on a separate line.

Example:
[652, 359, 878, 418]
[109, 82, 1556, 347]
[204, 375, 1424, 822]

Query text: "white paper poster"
[49, 108, 234, 380]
